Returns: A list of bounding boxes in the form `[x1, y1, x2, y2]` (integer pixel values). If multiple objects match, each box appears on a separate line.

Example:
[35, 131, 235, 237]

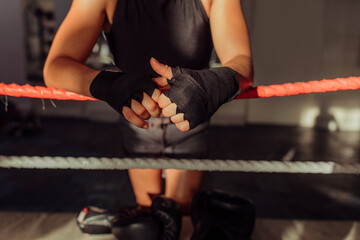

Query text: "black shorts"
[119, 117, 210, 159]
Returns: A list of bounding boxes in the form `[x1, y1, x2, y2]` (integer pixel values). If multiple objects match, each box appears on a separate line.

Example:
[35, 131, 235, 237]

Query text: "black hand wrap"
[164, 66, 239, 129]
[90, 70, 157, 113]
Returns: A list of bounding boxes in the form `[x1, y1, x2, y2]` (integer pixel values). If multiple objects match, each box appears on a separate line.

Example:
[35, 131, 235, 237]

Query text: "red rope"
[0, 83, 96, 101]
[0, 76, 359, 101]
[236, 76, 360, 99]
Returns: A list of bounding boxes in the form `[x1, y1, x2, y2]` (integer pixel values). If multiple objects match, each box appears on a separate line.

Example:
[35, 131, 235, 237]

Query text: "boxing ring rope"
[1, 156, 360, 174]
[0, 76, 359, 101]
[1, 76, 359, 173]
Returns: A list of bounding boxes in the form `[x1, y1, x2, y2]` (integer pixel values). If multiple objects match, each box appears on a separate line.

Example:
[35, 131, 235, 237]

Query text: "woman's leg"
[164, 169, 203, 215]
[119, 116, 166, 207]
[163, 121, 209, 214]
[128, 169, 163, 207]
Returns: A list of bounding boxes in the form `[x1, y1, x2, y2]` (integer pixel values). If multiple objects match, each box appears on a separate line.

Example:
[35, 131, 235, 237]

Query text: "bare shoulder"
[101, 0, 117, 31]
[71, 0, 106, 11]
[201, 0, 213, 17]
[46, 0, 109, 63]
[209, 0, 242, 9]
[70, 0, 114, 31]
[203, 0, 241, 17]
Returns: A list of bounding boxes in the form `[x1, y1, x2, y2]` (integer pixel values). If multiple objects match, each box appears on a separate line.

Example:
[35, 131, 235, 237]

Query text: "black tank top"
[105, 0, 213, 77]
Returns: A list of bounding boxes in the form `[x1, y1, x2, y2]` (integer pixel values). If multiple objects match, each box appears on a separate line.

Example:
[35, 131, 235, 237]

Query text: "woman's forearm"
[43, 57, 100, 97]
[223, 55, 254, 89]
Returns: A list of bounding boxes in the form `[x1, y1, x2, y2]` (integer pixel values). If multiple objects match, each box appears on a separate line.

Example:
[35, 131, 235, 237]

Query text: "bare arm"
[43, 0, 162, 128]
[209, 0, 254, 89]
[43, 0, 106, 97]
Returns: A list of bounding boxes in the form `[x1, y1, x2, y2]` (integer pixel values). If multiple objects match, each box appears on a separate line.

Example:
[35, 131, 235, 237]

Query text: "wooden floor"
[1, 212, 360, 240]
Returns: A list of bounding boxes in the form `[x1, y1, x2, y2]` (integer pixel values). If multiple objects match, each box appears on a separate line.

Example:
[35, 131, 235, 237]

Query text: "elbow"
[43, 58, 56, 88]
[223, 55, 254, 89]
[238, 73, 253, 89]
[247, 64, 254, 87]
[238, 59, 254, 89]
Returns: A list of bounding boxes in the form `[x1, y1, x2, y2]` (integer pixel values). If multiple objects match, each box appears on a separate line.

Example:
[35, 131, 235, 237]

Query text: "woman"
[44, 0, 253, 238]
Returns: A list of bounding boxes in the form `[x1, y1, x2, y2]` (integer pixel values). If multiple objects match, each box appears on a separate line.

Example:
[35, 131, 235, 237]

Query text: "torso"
[104, 0, 212, 28]
[102, 0, 214, 76]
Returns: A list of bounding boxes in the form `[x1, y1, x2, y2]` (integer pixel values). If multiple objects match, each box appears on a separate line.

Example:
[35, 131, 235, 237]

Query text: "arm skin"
[43, 0, 105, 97]
[43, 0, 161, 128]
[209, 0, 254, 89]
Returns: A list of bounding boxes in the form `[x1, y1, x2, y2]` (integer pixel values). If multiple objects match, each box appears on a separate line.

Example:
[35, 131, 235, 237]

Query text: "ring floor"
[1, 116, 360, 239]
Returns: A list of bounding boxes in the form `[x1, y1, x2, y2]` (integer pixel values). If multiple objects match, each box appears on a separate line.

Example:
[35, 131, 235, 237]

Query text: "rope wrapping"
[1, 155, 360, 174]
[0, 76, 359, 101]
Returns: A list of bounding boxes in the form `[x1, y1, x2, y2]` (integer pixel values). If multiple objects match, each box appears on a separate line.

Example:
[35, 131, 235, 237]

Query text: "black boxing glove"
[164, 66, 240, 129]
[111, 205, 161, 240]
[151, 196, 182, 240]
[90, 70, 157, 113]
[191, 190, 255, 240]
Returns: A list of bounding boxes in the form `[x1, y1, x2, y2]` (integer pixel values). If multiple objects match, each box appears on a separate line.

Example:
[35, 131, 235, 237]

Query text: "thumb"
[152, 76, 170, 91]
[150, 57, 173, 79]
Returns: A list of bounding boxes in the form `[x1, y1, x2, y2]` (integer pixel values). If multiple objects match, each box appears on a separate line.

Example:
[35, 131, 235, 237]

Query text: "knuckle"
[123, 112, 130, 119]
[141, 112, 150, 119]
[170, 103, 177, 111]
[177, 124, 186, 132]
[158, 99, 165, 108]
[158, 95, 169, 107]
[152, 108, 161, 117]
[158, 102, 165, 109]
[178, 121, 190, 132]
[162, 109, 171, 117]
[130, 99, 137, 108]
[137, 108, 148, 117]
[122, 108, 131, 119]
[153, 89, 161, 97]
[171, 116, 177, 123]
[126, 115, 136, 124]
[148, 102, 158, 111]
[127, 113, 136, 120]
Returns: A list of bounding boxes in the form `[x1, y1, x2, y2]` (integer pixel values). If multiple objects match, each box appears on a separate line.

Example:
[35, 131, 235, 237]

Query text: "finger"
[131, 99, 151, 120]
[170, 113, 184, 123]
[175, 120, 190, 132]
[159, 86, 170, 92]
[150, 57, 173, 79]
[151, 89, 162, 103]
[122, 106, 149, 129]
[142, 92, 161, 118]
[162, 103, 177, 117]
[152, 76, 169, 89]
[158, 93, 172, 109]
